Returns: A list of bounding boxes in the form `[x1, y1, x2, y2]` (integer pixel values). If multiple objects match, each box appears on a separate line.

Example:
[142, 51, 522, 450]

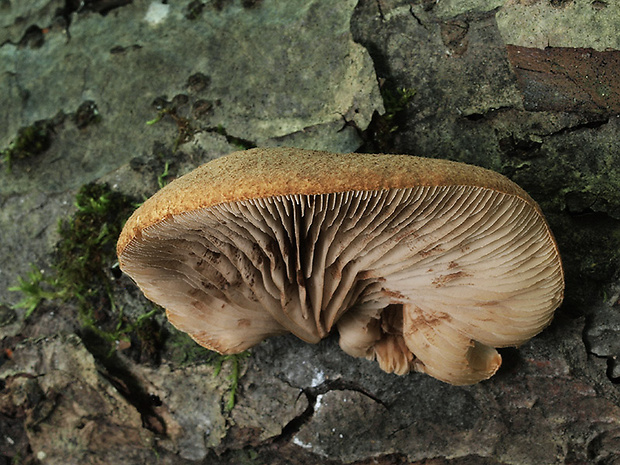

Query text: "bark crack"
[272, 378, 386, 446]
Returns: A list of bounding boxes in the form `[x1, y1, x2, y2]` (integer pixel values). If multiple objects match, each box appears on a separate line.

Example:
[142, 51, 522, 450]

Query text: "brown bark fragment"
[506, 45, 620, 113]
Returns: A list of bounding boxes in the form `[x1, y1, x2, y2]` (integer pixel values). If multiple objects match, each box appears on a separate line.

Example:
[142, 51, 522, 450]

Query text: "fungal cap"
[117, 148, 564, 385]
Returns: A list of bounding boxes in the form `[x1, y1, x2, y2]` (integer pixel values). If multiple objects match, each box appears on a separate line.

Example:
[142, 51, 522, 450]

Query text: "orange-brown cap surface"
[117, 148, 534, 255]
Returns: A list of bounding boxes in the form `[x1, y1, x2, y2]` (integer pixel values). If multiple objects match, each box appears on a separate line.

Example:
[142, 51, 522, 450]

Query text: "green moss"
[214, 352, 250, 411]
[361, 85, 416, 152]
[157, 161, 171, 188]
[10, 182, 251, 408]
[54, 183, 135, 312]
[8, 265, 63, 319]
[1, 121, 52, 172]
[381, 86, 416, 131]
[10, 183, 141, 336]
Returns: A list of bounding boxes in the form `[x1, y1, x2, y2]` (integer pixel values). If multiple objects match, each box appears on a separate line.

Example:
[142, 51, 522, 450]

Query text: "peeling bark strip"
[506, 45, 620, 114]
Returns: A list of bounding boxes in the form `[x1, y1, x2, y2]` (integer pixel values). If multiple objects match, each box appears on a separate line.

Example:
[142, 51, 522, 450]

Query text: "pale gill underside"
[120, 185, 563, 385]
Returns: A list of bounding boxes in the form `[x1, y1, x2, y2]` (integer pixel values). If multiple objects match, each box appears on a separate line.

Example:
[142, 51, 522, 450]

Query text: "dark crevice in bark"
[273, 378, 387, 445]
[79, 330, 166, 436]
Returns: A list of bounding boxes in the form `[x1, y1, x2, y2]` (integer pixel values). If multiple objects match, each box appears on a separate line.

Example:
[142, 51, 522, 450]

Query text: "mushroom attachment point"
[117, 148, 564, 385]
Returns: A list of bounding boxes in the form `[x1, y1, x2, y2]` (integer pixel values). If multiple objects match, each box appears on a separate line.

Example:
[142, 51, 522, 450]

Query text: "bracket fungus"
[117, 147, 564, 385]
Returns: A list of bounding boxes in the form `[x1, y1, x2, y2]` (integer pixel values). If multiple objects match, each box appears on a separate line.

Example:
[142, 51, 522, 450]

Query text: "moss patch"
[9, 183, 156, 356]
[9, 182, 250, 409]
[1, 121, 53, 172]
[360, 84, 416, 152]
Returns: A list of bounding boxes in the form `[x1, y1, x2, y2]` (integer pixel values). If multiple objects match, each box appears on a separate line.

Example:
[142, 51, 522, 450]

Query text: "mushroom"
[117, 147, 564, 385]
